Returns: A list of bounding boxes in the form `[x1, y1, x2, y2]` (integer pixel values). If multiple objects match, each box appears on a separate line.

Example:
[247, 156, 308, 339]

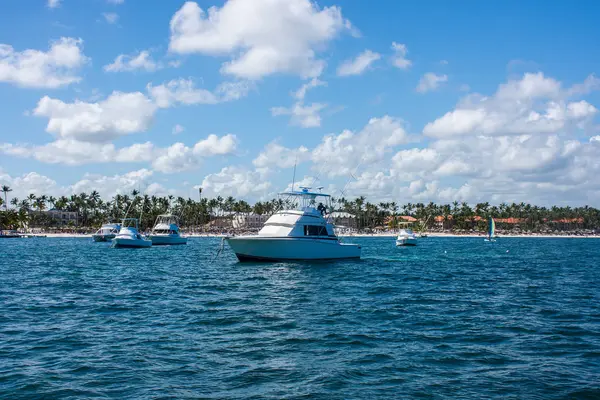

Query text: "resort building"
[45, 209, 79, 226]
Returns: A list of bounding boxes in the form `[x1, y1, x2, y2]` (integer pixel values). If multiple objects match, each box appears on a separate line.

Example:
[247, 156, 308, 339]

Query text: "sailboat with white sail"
[484, 217, 496, 242]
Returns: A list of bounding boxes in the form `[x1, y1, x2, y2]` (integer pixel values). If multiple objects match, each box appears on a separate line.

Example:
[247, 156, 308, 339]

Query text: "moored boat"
[112, 218, 152, 248]
[396, 229, 418, 246]
[149, 215, 187, 245]
[0, 230, 21, 238]
[225, 187, 361, 262]
[92, 222, 121, 242]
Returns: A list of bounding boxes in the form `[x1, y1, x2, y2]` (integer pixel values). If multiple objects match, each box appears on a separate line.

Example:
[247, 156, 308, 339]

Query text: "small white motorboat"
[0, 230, 21, 238]
[225, 187, 361, 262]
[112, 218, 152, 248]
[92, 222, 121, 242]
[149, 215, 187, 246]
[396, 228, 418, 246]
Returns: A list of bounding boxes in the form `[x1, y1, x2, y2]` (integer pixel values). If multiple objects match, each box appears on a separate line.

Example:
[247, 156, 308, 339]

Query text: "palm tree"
[1, 185, 12, 210]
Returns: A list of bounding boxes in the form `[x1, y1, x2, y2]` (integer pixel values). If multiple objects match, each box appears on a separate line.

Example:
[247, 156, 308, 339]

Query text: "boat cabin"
[151, 215, 181, 236]
[258, 188, 337, 238]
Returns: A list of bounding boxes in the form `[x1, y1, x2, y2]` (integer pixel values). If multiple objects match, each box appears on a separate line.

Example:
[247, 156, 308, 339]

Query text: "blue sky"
[1, 0, 599, 205]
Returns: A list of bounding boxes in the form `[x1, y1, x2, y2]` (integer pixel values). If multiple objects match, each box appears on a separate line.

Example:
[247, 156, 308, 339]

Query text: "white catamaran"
[225, 187, 361, 262]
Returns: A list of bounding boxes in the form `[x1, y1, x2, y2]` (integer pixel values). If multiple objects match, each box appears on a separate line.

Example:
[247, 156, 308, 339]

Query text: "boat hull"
[396, 238, 418, 246]
[112, 237, 152, 248]
[93, 234, 116, 242]
[150, 235, 187, 245]
[225, 236, 361, 262]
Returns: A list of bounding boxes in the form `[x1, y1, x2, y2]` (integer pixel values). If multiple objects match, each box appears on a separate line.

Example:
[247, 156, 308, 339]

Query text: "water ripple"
[1, 237, 600, 398]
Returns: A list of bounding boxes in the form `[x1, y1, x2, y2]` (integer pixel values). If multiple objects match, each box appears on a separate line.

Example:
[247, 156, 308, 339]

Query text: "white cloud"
[29, 78, 249, 144]
[567, 74, 600, 96]
[312, 115, 410, 177]
[272, 78, 328, 127]
[215, 80, 253, 102]
[168, 0, 352, 79]
[424, 73, 598, 138]
[496, 71, 561, 100]
[148, 79, 216, 107]
[107, 0, 124, 4]
[0, 168, 156, 201]
[33, 91, 157, 143]
[252, 141, 310, 170]
[47, 0, 61, 8]
[271, 102, 327, 128]
[359, 132, 600, 204]
[147, 78, 251, 108]
[0, 140, 153, 166]
[104, 50, 161, 72]
[0, 37, 88, 88]
[391, 42, 411, 69]
[172, 124, 185, 135]
[201, 166, 271, 198]
[337, 49, 380, 77]
[138, 134, 238, 173]
[0, 170, 60, 200]
[71, 169, 154, 197]
[102, 12, 119, 24]
[293, 78, 326, 100]
[1, 134, 237, 173]
[416, 72, 448, 93]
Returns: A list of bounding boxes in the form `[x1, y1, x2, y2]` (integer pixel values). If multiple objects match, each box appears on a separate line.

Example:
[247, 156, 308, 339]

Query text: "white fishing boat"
[484, 217, 496, 242]
[0, 230, 21, 238]
[225, 187, 361, 262]
[112, 218, 152, 248]
[396, 228, 418, 246]
[92, 222, 121, 242]
[149, 215, 187, 246]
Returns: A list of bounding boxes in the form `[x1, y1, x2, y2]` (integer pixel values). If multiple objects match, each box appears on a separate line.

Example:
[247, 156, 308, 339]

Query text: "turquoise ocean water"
[1, 237, 599, 399]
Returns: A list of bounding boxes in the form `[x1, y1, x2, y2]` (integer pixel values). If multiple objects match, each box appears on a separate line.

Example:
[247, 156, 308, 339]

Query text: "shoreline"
[15, 232, 600, 239]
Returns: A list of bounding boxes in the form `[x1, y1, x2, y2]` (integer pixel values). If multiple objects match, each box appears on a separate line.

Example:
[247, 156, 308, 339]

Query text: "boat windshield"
[277, 187, 332, 215]
[154, 215, 179, 226]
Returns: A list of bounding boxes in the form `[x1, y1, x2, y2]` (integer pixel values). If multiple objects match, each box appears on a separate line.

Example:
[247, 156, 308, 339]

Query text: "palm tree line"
[1, 185, 599, 232]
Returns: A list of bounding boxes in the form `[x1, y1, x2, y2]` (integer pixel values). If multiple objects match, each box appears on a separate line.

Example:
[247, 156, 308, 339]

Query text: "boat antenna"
[339, 157, 364, 198]
[291, 156, 297, 192]
[139, 193, 144, 231]
[123, 195, 137, 221]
